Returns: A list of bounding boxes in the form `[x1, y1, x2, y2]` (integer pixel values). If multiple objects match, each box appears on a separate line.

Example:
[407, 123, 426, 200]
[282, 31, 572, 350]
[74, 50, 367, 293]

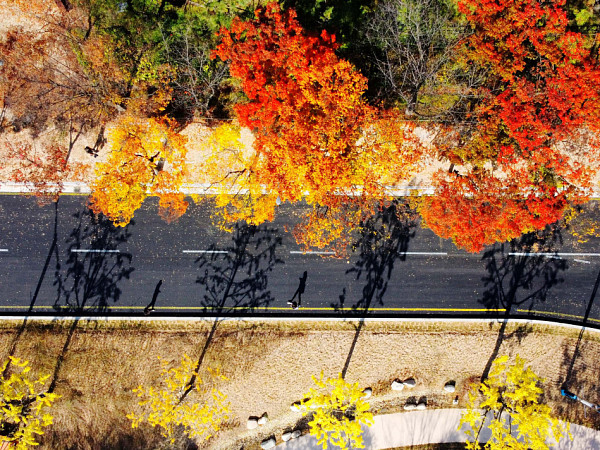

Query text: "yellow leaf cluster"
[459, 355, 570, 450]
[0, 357, 59, 450]
[89, 114, 188, 227]
[127, 355, 229, 444]
[299, 372, 373, 450]
[202, 122, 277, 229]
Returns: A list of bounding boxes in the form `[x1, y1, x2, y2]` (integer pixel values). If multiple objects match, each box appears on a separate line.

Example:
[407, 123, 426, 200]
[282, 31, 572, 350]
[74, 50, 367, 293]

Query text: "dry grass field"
[0, 318, 599, 449]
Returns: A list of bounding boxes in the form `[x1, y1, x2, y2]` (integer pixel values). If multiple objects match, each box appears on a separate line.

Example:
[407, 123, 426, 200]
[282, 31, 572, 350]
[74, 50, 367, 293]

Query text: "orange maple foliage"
[454, 0, 600, 185]
[419, 169, 577, 253]
[5, 141, 88, 204]
[211, 3, 422, 250]
[89, 115, 188, 227]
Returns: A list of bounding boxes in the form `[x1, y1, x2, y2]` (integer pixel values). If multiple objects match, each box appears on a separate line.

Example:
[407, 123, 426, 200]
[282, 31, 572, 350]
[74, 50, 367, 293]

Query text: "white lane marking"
[574, 259, 592, 264]
[290, 251, 336, 255]
[0, 249, 7, 252]
[510, 252, 600, 257]
[400, 252, 448, 255]
[290, 251, 448, 256]
[182, 250, 229, 254]
[71, 249, 120, 253]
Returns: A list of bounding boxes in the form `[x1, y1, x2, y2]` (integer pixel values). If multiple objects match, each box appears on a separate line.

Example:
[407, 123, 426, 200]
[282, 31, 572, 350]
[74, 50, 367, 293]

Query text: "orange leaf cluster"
[457, 0, 600, 183]
[419, 169, 575, 252]
[5, 141, 88, 204]
[211, 3, 422, 250]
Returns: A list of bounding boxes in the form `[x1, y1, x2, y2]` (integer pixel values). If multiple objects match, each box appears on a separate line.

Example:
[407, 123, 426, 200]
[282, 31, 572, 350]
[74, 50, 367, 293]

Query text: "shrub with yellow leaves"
[300, 372, 373, 450]
[460, 355, 570, 450]
[127, 355, 229, 444]
[0, 357, 59, 450]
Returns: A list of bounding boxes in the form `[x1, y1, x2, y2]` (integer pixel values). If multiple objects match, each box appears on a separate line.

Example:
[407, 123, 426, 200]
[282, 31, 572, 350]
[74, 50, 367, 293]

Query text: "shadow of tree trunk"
[563, 268, 600, 389]
[339, 201, 417, 379]
[46, 208, 133, 392]
[3, 200, 60, 378]
[179, 222, 283, 402]
[479, 227, 566, 381]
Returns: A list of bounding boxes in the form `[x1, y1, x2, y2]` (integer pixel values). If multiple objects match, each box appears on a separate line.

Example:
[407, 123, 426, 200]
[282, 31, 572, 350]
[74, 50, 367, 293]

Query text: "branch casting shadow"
[180, 222, 283, 401]
[479, 227, 567, 380]
[48, 208, 134, 393]
[337, 201, 417, 378]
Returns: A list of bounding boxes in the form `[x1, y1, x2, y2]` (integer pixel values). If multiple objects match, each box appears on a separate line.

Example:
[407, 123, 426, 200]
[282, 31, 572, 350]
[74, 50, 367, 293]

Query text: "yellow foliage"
[127, 355, 229, 444]
[299, 372, 373, 450]
[563, 204, 600, 244]
[0, 357, 59, 450]
[459, 355, 570, 450]
[202, 122, 277, 228]
[89, 114, 188, 227]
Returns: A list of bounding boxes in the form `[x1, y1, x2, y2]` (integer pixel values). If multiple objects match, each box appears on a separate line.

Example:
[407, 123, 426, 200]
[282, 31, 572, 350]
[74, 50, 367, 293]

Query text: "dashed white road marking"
[401, 252, 448, 256]
[290, 251, 336, 255]
[71, 249, 120, 253]
[182, 250, 229, 254]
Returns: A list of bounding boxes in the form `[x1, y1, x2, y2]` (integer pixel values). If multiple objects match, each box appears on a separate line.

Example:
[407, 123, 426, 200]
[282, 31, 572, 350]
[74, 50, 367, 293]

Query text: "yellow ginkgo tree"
[89, 114, 189, 227]
[300, 372, 373, 450]
[460, 355, 570, 450]
[127, 354, 229, 444]
[202, 121, 279, 229]
[0, 357, 59, 449]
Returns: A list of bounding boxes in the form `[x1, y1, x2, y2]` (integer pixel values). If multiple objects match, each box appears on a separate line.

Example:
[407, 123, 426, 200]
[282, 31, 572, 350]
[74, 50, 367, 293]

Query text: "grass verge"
[0, 319, 597, 449]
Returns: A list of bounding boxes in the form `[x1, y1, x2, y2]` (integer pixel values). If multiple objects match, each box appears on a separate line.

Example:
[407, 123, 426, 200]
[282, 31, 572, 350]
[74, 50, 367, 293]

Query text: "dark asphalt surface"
[0, 195, 599, 325]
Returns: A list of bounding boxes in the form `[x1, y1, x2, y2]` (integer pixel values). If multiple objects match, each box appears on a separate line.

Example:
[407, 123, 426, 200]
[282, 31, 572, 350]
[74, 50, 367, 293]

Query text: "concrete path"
[278, 409, 600, 449]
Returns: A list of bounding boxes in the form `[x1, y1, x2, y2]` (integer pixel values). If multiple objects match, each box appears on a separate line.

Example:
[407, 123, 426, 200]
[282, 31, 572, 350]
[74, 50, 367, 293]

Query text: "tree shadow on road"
[333, 201, 418, 378]
[180, 222, 283, 401]
[47, 208, 134, 393]
[558, 268, 600, 412]
[4, 199, 60, 375]
[479, 226, 567, 380]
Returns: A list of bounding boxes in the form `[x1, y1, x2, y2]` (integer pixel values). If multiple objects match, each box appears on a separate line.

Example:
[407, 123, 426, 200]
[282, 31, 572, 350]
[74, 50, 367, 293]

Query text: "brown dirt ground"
[0, 319, 599, 450]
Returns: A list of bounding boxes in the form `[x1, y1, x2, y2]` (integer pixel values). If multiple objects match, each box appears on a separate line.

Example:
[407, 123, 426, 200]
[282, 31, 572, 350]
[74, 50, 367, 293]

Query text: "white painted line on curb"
[574, 259, 592, 264]
[290, 251, 336, 255]
[71, 249, 120, 253]
[510, 252, 600, 257]
[182, 250, 229, 254]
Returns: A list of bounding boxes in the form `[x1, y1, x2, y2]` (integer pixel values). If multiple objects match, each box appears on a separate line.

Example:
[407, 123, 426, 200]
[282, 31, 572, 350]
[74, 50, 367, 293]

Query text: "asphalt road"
[0, 195, 599, 325]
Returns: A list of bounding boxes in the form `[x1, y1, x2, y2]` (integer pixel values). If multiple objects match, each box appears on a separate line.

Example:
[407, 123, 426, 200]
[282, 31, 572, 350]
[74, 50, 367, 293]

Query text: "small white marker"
[182, 250, 229, 254]
[71, 249, 120, 253]
[0, 249, 8, 252]
[574, 259, 591, 264]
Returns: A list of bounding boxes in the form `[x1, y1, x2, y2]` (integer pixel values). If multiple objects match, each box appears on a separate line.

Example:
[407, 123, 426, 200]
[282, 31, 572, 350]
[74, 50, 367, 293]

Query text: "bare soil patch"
[0, 319, 598, 449]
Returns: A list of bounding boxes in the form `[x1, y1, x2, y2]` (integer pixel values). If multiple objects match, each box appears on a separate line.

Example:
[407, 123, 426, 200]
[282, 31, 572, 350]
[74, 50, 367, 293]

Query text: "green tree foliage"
[460, 355, 570, 450]
[127, 354, 230, 444]
[0, 357, 59, 450]
[72, 0, 259, 119]
[300, 372, 373, 450]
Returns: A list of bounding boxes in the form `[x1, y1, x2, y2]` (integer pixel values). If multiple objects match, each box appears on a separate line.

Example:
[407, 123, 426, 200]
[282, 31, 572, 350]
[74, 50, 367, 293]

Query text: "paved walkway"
[278, 409, 600, 449]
